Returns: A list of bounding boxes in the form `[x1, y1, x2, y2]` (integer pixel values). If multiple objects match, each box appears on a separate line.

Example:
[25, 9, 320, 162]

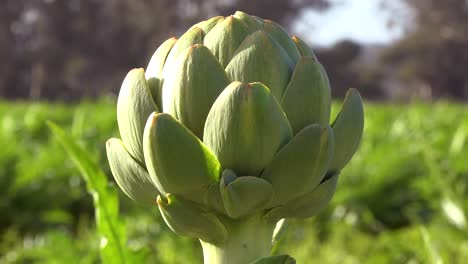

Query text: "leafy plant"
[1, 100, 467, 263]
[48, 123, 131, 263]
[106, 11, 364, 263]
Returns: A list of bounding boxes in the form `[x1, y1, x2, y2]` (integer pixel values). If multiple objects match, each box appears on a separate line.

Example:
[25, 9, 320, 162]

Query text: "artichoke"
[106, 11, 364, 264]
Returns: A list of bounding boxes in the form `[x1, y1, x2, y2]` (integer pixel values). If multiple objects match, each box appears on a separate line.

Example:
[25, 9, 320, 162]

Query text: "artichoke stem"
[200, 214, 275, 264]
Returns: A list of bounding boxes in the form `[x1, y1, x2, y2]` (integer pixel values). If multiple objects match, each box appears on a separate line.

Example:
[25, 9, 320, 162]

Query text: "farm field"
[0, 98, 467, 263]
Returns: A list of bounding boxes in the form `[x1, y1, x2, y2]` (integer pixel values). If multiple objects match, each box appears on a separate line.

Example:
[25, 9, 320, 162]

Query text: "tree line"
[1, 0, 467, 101]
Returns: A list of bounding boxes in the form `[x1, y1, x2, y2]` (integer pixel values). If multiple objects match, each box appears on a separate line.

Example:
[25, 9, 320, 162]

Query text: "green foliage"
[0, 99, 467, 263]
[48, 122, 129, 263]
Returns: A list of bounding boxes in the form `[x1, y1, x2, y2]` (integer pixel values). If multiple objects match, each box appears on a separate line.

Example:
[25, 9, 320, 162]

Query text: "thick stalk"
[200, 214, 275, 264]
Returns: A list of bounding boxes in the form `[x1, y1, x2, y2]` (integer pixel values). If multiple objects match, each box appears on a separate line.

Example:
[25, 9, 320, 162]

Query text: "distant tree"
[0, 0, 330, 100]
[381, 0, 468, 99]
[317, 40, 362, 98]
[316, 40, 385, 99]
[217, 0, 329, 28]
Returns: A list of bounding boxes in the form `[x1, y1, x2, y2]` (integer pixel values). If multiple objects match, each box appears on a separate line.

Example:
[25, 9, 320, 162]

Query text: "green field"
[0, 98, 467, 263]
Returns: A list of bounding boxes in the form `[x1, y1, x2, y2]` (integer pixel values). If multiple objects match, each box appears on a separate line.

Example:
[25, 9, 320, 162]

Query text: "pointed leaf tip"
[162, 27, 204, 79]
[146, 37, 177, 110]
[117, 68, 158, 164]
[158, 194, 227, 245]
[204, 82, 292, 176]
[281, 57, 331, 134]
[261, 124, 333, 206]
[220, 171, 274, 218]
[292, 36, 317, 59]
[143, 112, 221, 203]
[263, 20, 301, 63]
[204, 16, 251, 68]
[106, 138, 160, 204]
[233, 11, 264, 31]
[264, 173, 338, 222]
[225, 31, 294, 101]
[162, 44, 230, 138]
[190, 16, 224, 34]
[329, 88, 364, 172]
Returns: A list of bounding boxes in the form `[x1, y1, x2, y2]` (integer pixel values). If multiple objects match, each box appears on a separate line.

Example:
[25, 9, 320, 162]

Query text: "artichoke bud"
[250, 255, 296, 264]
[261, 124, 334, 206]
[162, 44, 230, 138]
[233, 11, 264, 32]
[106, 138, 160, 204]
[220, 170, 274, 219]
[117, 68, 158, 164]
[143, 112, 221, 204]
[204, 16, 251, 68]
[203, 82, 293, 176]
[329, 88, 364, 173]
[146, 37, 177, 110]
[292, 36, 317, 59]
[162, 27, 204, 78]
[264, 174, 338, 222]
[157, 194, 228, 245]
[189, 16, 225, 34]
[225, 30, 294, 100]
[263, 20, 301, 63]
[281, 57, 331, 134]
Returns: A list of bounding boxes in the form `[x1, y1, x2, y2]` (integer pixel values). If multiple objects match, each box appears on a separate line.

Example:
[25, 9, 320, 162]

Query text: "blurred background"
[0, 0, 467, 263]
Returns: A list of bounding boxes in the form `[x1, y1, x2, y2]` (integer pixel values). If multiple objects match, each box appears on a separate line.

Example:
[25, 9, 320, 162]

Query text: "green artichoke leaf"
[204, 82, 293, 176]
[233, 11, 264, 32]
[264, 173, 338, 222]
[250, 255, 296, 264]
[329, 88, 364, 173]
[146, 37, 177, 110]
[220, 170, 274, 219]
[261, 124, 333, 206]
[203, 182, 226, 214]
[189, 16, 224, 34]
[281, 57, 331, 134]
[263, 20, 301, 64]
[162, 44, 230, 138]
[292, 36, 317, 60]
[225, 30, 294, 101]
[106, 138, 160, 204]
[117, 68, 158, 164]
[143, 113, 222, 204]
[204, 16, 251, 68]
[162, 27, 204, 79]
[157, 194, 227, 245]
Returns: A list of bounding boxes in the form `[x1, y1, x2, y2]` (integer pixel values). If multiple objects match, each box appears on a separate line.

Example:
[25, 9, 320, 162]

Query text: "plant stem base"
[200, 214, 275, 264]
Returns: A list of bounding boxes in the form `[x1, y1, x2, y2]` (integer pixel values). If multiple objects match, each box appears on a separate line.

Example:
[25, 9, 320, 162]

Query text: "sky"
[294, 0, 404, 46]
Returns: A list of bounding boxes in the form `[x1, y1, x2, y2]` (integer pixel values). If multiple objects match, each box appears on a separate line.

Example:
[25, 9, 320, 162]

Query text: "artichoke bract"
[107, 11, 364, 264]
